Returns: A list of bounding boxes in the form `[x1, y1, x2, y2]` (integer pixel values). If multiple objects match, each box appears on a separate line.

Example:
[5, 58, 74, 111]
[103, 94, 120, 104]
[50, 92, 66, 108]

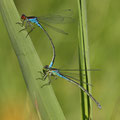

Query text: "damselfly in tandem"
[37, 65, 101, 109]
[16, 9, 73, 37]
[16, 9, 73, 68]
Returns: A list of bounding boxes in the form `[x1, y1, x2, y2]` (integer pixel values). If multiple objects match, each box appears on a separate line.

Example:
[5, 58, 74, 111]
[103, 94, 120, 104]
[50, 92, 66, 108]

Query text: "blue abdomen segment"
[28, 18, 43, 29]
[49, 61, 53, 68]
[54, 71, 69, 80]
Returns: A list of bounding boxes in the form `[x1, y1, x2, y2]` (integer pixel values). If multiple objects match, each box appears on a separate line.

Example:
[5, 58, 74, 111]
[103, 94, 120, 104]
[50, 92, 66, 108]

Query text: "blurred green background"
[0, 0, 120, 120]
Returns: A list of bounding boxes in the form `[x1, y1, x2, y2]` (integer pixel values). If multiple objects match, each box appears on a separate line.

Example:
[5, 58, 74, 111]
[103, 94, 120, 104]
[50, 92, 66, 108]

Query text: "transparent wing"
[37, 9, 74, 24]
[56, 71, 84, 77]
[40, 21, 68, 35]
[56, 68, 100, 86]
[58, 71, 92, 86]
[53, 68, 101, 72]
[60, 69, 100, 71]
[38, 15, 73, 24]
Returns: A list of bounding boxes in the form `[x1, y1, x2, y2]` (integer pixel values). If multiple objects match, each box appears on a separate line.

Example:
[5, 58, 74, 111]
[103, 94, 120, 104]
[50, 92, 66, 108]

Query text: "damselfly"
[16, 10, 72, 37]
[37, 65, 101, 109]
[16, 14, 56, 68]
[16, 9, 73, 68]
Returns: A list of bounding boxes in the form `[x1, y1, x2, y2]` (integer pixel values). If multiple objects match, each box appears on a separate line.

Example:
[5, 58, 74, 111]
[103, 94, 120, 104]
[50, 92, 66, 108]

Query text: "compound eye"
[21, 14, 26, 20]
[44, 65, 49, 69]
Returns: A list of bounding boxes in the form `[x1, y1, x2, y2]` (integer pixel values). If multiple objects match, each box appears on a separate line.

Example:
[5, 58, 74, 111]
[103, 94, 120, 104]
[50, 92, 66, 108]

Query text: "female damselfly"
[37, 65, 101, 109]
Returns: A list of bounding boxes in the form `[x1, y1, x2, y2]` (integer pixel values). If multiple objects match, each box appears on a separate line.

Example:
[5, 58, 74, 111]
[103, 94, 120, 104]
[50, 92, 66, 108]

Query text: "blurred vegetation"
[0, 0, 120, 120]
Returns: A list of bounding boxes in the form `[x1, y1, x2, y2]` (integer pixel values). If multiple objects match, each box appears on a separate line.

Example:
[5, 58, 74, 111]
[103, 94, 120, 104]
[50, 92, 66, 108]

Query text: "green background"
[0, 0, 120, 120]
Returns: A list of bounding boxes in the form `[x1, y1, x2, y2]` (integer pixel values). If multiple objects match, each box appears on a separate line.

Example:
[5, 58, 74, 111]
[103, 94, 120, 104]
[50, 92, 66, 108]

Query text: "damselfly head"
[44, 65, 49, 69]
[21, 14, 26, 20]
[43, 65, 49, 74]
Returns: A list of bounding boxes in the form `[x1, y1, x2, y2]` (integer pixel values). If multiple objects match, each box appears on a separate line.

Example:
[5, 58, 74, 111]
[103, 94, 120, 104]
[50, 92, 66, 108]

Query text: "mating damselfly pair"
[17, 9, 101, 109]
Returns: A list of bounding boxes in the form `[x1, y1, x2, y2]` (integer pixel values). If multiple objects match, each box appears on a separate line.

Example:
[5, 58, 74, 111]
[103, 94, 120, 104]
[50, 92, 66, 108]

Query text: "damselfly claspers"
[37, 65, 102, 109]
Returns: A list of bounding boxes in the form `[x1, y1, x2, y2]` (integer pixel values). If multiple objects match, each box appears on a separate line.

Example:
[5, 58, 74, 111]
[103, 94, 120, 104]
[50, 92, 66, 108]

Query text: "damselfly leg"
[40, 76, 51, 88]
[16, 20, 25, 27]
[37, 69, 58, 87]
[36, 71, 45, 80]
[16, 20, 35, 37]
[40, 75, 58, 88]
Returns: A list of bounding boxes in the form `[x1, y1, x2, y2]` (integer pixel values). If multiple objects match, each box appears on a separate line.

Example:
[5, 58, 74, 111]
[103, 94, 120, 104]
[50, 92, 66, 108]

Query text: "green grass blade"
[0, 0, 66, 120]
[77, 0, 93, 119]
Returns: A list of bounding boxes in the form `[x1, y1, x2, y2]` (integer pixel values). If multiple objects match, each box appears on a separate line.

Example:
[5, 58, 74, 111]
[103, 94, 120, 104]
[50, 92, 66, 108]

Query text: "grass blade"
[0, 0, 66, 120]
[77, 0, 93, 119]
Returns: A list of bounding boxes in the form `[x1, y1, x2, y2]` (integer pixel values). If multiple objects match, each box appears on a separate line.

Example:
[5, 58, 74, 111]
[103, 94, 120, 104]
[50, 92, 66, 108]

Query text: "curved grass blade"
[0, 0, 66, 120]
